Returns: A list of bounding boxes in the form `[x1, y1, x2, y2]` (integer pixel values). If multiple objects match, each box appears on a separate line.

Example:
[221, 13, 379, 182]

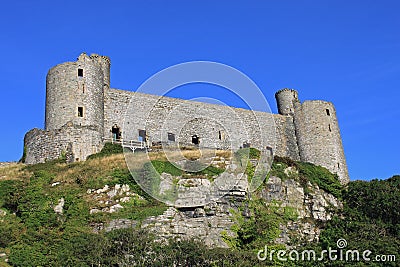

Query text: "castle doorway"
[138, 129, 147, 142]
[192, 135, 199, 145]
[112, 125, 121, 141]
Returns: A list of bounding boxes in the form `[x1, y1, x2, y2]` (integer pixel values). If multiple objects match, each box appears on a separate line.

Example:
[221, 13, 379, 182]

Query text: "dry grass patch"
[147, 149, 232, 162]
[216, 150, 232, 159]
[0, 163, 30, 181]
[55, 154, 128, 184]
[182, 149, 202, 160]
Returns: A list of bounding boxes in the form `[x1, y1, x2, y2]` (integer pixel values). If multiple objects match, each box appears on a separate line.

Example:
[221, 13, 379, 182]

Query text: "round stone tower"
[45, 53, 110, 133]
[293, 100, 349, 184]
[275, 88, 299, 115]
[90, 53, 111, 90]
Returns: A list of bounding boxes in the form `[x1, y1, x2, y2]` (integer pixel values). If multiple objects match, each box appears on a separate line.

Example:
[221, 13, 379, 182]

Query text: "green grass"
[1, 149, 399, 266]
[270, 156, 343, 199]
[151, 160, 183, 176]
[87, 142, 123, 160]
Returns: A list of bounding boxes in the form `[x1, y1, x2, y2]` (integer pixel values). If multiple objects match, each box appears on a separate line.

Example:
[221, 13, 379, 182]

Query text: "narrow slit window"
[78, 107, 83, 117]
[328, 124, 332, 132]
[78, 68, 83, 77]
[326, 109, 330, 116]
[218, 130, 225, 141]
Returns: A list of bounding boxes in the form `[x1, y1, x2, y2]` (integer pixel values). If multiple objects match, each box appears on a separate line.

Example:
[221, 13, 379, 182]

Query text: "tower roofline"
[275, 88, 298, 97]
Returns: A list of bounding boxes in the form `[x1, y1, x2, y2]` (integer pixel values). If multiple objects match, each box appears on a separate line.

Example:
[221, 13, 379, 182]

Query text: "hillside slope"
[0, 145, 398, 266]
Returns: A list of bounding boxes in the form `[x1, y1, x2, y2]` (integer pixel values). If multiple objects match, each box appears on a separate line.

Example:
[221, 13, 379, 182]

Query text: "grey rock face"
[98, 173, 341, 248]
[260, 175, 342, 244]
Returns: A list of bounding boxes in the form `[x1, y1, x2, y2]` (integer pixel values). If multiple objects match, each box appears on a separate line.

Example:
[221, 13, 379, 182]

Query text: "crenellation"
[24, 53, 350, 184]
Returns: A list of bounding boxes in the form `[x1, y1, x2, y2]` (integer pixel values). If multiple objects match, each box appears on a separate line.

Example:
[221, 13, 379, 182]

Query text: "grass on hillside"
[3, 144, 398, 267]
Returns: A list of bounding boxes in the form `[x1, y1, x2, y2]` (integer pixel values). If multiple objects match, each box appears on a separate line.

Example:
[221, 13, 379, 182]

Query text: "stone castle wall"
[24, 53, 349, 184]
[104, 89, 299, 159]
[24, 123, 103, 164]
[294, 101, 349, 183]
[45, 54, 107, 133]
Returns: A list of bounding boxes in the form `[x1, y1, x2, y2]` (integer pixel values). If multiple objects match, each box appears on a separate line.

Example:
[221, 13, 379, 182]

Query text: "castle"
[24, 53, 349, 184]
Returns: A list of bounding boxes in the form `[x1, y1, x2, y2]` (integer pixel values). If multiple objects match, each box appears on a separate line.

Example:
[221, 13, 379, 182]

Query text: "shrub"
[0, 213, 25, 247]
[0, 179, 25, 213]
[296, 162, 343, 199]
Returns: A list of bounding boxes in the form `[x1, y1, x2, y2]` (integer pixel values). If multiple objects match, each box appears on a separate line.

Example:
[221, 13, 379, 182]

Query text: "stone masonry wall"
[294, 101, 349, 184]
[24, 123, 103, 164]
[104, 89, 299, 159]
[45, 54, 105, 133]
[25, 53, 349, 184]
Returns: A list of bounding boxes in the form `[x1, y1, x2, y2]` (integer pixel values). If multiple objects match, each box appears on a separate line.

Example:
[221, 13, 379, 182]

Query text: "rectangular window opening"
[78, 68, 83, 77]
[192, 135, 199, 145]
[78, 107, 84, 117]
[168, 133, 175, 142]
[326, 109, 330, 116]
[243, 142, 250, 148]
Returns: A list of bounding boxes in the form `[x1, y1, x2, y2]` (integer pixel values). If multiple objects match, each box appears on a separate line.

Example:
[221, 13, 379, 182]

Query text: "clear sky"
[0, 0, 399, 181]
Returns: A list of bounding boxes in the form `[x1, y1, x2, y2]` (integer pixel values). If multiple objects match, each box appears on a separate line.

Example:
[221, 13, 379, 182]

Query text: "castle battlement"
[24, 53, 349, 184]
[275, 88, 298, 96]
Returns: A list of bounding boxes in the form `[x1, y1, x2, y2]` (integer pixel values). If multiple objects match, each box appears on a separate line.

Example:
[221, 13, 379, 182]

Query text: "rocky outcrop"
[141, 193, 246, 248]
[87, 184, 144, 214]
[53, 198, 65, 214]
[260, 176, 342, 244]
[143, 174, 341, 247]
[98, 168, 342, 248]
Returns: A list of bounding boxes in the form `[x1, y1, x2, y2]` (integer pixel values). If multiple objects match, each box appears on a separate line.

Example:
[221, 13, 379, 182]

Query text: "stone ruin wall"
[294, 100, 349, 183]
[104, 89, 300, 159]
[45, 54, 106, 132]
[23, 53, 349, 184]
[24, 124, 103, 164]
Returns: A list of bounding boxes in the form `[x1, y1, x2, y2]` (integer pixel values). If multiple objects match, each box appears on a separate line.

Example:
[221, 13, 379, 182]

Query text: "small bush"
[19, 146, 27, 163]
[249, 147, 261, 159]
[273, 156, 296, 167]
[0, 179, 25, 212]
[296, 162, 343, 199]
[0, 213, 25, 247]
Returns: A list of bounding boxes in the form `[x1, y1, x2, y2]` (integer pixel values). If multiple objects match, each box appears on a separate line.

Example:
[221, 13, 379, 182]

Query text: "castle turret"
[275, 88, 299, 115]
[45, 53, 110, 133]
[293, 100, 349, 184]
[90, 53, 111, 90]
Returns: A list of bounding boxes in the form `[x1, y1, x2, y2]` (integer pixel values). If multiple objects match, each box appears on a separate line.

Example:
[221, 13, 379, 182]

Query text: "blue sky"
[0, 1, 399, 181]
